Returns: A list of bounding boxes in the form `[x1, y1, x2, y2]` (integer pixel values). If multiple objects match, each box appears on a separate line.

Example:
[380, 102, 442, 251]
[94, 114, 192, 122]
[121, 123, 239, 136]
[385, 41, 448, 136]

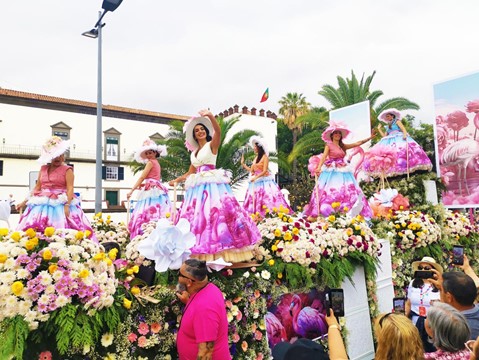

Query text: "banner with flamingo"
[434, 71, 479, 207]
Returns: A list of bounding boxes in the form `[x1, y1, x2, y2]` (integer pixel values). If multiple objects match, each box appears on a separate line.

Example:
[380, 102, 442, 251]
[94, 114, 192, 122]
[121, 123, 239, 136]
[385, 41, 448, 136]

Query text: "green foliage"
[283, 174, 315, 210]
[0, 316, 30, 360]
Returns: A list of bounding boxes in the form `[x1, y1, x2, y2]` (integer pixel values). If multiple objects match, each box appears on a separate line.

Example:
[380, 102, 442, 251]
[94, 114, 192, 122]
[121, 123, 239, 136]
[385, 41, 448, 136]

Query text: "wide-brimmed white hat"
[412, 256, 443, 274]
[183, 116, 215, 152]
[37, 136, 71, 164]
[321, 120, 351, 143]
[378, 108, 402, 123]
[134, 139, 167, 164]
[248, 136, 269, 155]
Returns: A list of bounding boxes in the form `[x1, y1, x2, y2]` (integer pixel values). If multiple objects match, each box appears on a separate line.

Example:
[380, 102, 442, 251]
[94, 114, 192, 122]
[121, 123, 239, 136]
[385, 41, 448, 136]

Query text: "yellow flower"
[272, 207, 278, 213]
[354, 225, 361, 231]
[278, 212, 284, 219]
[48, 264, 58, 274]
[108, 249, 118, 260]
[277, 273, 283, 279]
[106, 219, 111, 224]
[94, 253, 106, 261]
[0, 254, 7, 263]
[343, 206, 349, 212]
[346, 228, 353, 236]
[288, 218, 293, 223]
[297, 206, 302, 211]
[127, 268, 134, 275]
[360, 230, 365, 236]
[0, 228, 9, 237]
[328, 215, 336, 222]
[166, 212, 171, 218]
[96, 212, 103, 218]
[282, 217, 288, 222]
[399, 205, 404, 210]
[75, 231, 85, 240]
[395, 224, 400, 229]
[10, 231, 21, 241]
[268, 259, 275, 266]
[331, 202, 340, 209]
[292, 228, 299, 235]
[31, 237, 39, 246]
[283, 232, 292, 241]
[25, 240, 36, 251]
[271, 245, 278, 252]
[44, 227, 55, 237]
[105, 258, 113, 266]
[11, 281, 24, 296]
[25, 228, 36, 239]
[79, 269, 89, 279]
[132, 265, 140, 274]
[123, 298, 132, 310]
[274, 229, 281, 237]
[262, 205, 267, 209]
[42, 249, 53, 261]
[85, 230, 92, 238]
[131, 286, 141, 295]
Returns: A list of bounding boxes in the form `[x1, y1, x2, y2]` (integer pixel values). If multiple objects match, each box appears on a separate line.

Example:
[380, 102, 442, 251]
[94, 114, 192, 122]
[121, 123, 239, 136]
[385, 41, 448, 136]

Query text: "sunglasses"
[418, 266, 432, 270]
[179, 271, 196, 282]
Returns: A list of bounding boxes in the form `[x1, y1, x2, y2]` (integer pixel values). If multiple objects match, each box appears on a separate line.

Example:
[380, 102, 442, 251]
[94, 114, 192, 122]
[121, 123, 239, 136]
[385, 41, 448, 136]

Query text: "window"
[105, 190, 119, 206]
[106, 137, 119, 161]
[102, 166, 124, 181]
[53, 131, 69, 140]
[0, 160, 3, 176]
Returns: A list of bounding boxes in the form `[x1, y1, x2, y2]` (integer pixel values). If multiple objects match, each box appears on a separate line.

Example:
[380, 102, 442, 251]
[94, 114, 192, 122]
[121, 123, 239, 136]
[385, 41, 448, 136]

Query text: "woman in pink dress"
[169, 110, 261, 263]
[127, 139, 172, 239]
[241, 136, 292, 216]
[16, 136, 93, 234]
[304, 121, 374, 219]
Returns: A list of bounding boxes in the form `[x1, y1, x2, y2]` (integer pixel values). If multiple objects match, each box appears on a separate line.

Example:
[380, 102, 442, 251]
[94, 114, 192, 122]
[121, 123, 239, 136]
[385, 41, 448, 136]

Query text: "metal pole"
[95, 11, 103, 214]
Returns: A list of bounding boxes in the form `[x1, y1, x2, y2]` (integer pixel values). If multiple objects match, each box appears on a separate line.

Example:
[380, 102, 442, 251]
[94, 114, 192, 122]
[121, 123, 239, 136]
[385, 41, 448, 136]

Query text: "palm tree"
[278, 93, 311, 182]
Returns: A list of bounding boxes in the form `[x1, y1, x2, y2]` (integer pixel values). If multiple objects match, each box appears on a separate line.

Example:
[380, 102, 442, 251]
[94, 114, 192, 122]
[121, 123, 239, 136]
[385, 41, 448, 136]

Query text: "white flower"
[243, 271, 250, 278]
[261, 270, 271, 280]
[101, 333, 114, 347]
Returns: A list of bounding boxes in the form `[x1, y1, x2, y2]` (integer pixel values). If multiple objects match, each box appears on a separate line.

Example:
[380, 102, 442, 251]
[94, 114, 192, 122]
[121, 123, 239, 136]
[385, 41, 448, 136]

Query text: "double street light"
[82, 0, 124, 214]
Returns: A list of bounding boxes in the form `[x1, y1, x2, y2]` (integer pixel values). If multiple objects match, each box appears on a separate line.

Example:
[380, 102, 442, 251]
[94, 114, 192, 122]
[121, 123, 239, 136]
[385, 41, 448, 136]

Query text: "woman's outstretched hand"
[198, 109, 213, 118]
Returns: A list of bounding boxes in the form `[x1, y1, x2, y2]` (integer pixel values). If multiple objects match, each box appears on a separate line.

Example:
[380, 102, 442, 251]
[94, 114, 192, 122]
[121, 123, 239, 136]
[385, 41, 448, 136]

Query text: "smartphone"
[414, 270, 434, 279]
[393, 297, 406, 313]
[328, 289, 345, 318]
[452, 245, 464, 266]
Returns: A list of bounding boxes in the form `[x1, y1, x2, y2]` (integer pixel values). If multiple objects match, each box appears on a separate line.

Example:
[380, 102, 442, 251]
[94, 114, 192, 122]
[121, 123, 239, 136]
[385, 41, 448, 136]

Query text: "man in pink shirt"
[176, 259, 231, 360]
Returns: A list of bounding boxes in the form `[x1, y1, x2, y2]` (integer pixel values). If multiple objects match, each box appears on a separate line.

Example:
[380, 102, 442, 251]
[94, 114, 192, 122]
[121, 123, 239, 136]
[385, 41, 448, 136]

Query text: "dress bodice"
[252, 156, 269, 175]
[39, 164, 72, 190]
[386, 120, 401, 134]
[146, 160, 161, 180]
[327, 142, 346, 160]
[191, 142, 217, 168]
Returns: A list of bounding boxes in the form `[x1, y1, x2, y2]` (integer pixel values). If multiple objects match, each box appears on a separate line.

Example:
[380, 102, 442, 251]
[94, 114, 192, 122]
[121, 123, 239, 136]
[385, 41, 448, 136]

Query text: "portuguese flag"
[260, 88, 269, 103]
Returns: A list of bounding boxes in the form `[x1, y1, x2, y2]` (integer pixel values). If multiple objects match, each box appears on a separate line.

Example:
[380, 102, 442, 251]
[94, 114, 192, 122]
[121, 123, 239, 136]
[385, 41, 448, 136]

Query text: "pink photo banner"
[433, 71, 479, 208]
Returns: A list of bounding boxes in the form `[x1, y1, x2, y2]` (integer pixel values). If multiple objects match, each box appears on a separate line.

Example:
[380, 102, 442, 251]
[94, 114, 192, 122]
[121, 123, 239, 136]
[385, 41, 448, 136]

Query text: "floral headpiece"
[37, 136, 71, 164]
[249, 136, 269, 155]
[321, 120, 351, 143]
[183, 116, 214, 152]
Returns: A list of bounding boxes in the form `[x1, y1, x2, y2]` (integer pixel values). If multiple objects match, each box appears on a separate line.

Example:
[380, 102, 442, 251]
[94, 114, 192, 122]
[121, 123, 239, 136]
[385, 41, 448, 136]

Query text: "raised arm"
[127, 161, 153, 199]
[199, 109, 221, 154]
[344, 130, 376, 150]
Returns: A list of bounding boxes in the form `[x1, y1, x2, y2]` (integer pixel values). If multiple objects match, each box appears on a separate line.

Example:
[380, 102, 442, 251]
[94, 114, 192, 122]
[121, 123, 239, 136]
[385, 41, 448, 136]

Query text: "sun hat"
[134, 139, 167, 164]
[37, 136, 71, 164]
[378, 108, 402, 123]
[321, 120, 351, 143]
[249, 136, 269, 155]
[412, 256, 443, 274]
[183, 116, 215, 152]
[272, 338, 328, 360]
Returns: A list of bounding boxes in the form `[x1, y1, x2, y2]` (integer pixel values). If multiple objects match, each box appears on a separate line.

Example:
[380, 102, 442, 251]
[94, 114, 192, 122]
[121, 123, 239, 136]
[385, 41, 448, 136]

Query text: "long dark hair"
[193, 123, 212, 143]
[412, 278, 439, 292]
[254, 143, 266, 163]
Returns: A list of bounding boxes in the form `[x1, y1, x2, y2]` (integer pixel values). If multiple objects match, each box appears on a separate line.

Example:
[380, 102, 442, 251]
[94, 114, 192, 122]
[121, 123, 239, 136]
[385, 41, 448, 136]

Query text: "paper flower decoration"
[205, 258, 233, 272]
[365, 145, 398, 174]
[137, 218, 196, 272]
[373, 188, 399, 207]
[307, 154, 322, 176]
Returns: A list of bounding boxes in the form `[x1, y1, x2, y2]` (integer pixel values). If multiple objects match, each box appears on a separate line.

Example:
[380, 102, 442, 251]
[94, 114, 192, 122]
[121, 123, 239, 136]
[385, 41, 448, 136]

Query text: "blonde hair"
[375, 313, 424, 360]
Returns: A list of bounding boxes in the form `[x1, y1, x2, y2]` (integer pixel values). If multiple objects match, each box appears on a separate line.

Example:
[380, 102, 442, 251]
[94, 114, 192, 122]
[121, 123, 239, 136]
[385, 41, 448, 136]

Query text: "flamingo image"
[440, 139, 479, 196]
[289, 294, 327, 339]
[265, 312, 288, 348]
[346, 146, 365, 179]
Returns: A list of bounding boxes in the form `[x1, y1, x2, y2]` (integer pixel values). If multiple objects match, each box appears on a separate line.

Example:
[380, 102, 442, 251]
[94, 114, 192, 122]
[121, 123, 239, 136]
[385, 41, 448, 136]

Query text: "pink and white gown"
[128, 160, 172, 239]
[363, 120, 432, 177]
[243, 157, 292, 216]
[17, 164, 94, 234]
[303, 142, 373, 218]
[175, 142, 261, 263]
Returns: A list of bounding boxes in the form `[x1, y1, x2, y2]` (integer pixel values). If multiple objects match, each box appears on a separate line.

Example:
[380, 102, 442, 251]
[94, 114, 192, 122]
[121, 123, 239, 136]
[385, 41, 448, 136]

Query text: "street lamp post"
[82, 0, 124, 214]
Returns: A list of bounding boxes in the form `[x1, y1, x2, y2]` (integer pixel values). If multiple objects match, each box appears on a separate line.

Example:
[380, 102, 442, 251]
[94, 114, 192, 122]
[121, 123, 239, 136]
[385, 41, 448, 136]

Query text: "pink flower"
[127, 333, 138, 343]
[241, 341, 248, 352]
[150, 322, 162, 333]
[137, 335, 147, 348]
[256, 353, 264, 360]
[225, 300, 233, 308]
[466, 100, 479, 113]
[39, 351, 52, 360]
[232, 333, 240, 343]
[236, 311, 243, 321]
[254, 330, 263, 340]
[138, 322, 149, 335]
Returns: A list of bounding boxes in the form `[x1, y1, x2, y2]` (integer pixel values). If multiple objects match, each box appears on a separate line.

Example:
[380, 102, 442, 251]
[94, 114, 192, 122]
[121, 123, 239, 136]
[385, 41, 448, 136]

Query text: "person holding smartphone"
[406, 256, 442, 352]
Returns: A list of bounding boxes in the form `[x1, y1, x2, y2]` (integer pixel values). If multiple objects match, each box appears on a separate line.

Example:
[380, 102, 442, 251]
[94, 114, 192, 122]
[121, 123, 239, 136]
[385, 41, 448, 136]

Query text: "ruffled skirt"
[176, 169, 261, 263]
[128, 179, 172, 239]
[17, 193, 94, 235]
[243, 175, 292, 216]
[303, 165, 373, 219]
[363, 132, 432, 177]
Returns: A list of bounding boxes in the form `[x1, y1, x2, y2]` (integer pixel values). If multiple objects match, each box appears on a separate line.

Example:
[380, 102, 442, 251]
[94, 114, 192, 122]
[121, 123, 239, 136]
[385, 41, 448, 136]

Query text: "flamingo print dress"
[175, 142, 261, 263]
[128, 159, 172, 239]
[303, 142, 373, 218]
[243, 156, 292, 216]
[363, 120, 432, 177]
